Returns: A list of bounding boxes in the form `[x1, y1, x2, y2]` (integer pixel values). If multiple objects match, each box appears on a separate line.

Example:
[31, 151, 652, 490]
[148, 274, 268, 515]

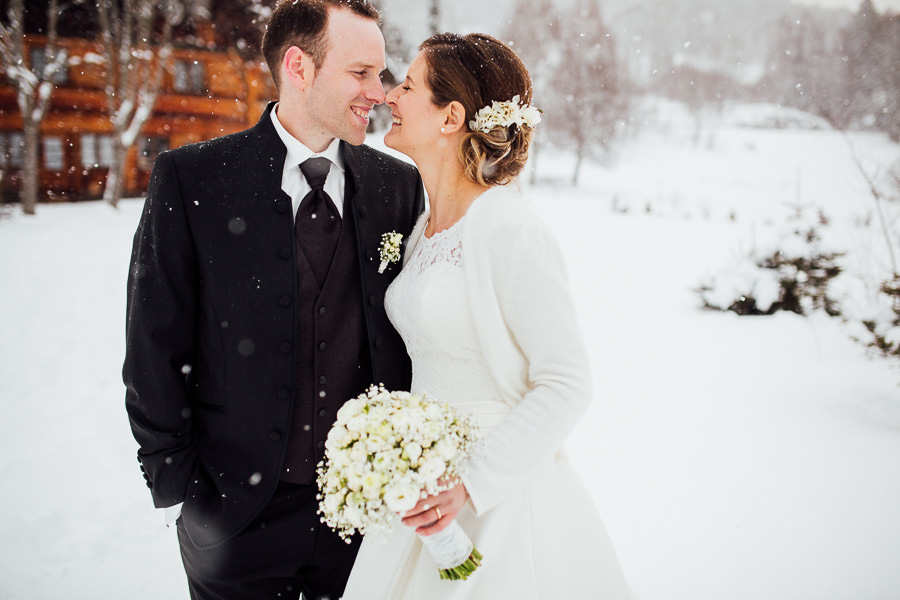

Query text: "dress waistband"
[453, 400, 512, 431]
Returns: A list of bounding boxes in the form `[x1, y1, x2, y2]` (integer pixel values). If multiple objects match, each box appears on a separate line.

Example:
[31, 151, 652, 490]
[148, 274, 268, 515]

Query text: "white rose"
[365, 435, 388, 454]
[336, 397, 363, 424]
[422, 421, 442, 444]
[330, 450, 350, 470]
[402, 442, 422, 464]
[349, 442, 368, 464]
[434, 438, 457, 462]
[371, 450, 391, 473]
[372, 419, 392, 439]
[323, 490, 345, 515]
[343, 493, 365, 526]
[423, 403, 442, 420]
[418, 457, 446, 483]
[383, 480, 420, 513]
[326, 470, 343, 490]
[325, 425, 350, 452]
[361, 471, 384, 500]
[346, 414, 368, 433]
[345, 464, 364, 491]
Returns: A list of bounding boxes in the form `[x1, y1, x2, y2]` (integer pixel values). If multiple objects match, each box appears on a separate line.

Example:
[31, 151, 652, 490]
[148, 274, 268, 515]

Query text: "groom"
[123, 1, 424, 598]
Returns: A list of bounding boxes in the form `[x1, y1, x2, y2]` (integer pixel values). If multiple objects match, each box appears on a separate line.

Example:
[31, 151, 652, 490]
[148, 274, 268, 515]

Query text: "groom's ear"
[283, 46, 315, 91]
[442, 101, 468, 135]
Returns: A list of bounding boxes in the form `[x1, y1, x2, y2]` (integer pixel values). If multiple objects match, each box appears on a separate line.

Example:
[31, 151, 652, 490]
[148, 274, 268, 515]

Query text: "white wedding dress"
[341, 215, 633, 599]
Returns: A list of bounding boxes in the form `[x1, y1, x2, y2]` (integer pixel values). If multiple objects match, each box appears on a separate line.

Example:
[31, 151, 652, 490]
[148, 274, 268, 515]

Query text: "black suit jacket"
[123, 103, 425, 548]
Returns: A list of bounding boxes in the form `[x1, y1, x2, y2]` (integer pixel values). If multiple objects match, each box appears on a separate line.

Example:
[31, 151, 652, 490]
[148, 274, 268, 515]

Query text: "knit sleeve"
[460, 192, 592, 516]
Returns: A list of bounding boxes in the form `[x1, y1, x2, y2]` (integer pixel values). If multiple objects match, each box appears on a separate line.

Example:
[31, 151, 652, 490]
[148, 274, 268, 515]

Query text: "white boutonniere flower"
[378, 231, 404, 273]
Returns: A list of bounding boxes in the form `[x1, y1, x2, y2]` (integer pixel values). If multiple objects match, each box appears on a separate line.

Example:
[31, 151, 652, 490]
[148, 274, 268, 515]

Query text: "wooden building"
[0, 28, 275, 203]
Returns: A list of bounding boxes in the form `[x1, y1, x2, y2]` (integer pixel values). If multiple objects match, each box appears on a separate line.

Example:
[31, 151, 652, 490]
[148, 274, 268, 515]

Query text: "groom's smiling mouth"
[351, 106, 371, 123]
[391, 114, 402, 126]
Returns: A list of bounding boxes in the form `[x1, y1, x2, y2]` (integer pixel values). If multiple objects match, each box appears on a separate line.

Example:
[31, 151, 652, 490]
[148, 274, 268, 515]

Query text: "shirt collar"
[270, 102, 344, 173]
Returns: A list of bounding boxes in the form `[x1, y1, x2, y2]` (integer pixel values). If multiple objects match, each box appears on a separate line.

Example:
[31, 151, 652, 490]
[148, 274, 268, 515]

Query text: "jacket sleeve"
[123, 151, 199, 509]
[461, 201, 592, 515]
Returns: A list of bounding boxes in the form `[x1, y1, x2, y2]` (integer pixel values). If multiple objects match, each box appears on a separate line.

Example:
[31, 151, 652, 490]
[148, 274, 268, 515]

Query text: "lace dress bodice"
[385, 218, 507, 427]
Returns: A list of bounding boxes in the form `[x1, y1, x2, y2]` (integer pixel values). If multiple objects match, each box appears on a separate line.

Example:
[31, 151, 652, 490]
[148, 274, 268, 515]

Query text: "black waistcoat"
[282, 179, 372, 484]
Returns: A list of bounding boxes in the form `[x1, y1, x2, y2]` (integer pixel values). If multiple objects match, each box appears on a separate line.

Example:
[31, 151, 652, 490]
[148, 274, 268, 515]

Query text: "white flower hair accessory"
[468, 95, 542, 134]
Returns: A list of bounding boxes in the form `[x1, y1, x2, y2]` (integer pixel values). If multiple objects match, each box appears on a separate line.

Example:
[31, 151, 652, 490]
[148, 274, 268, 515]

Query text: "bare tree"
[504, 0, 563, 183]
[0, 0, 66, 215]
[765, 10, 845, 125]
[429, 0, 441, 34]
[842, 0, 900, 140]
[546, 0, 624, 185]
[94, 0, 185, 207]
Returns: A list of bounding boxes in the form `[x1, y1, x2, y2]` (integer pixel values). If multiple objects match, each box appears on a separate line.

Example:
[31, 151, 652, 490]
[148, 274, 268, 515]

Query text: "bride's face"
[384, 53, 447, 158]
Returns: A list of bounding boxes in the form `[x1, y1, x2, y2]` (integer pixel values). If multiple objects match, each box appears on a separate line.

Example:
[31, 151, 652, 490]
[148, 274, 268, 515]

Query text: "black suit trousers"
[177, 482, 360, 600]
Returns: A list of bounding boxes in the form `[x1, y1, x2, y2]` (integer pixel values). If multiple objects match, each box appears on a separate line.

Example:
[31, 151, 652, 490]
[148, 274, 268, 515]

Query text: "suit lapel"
[340, 142, 374, 259]
[244, 102, 292, 207]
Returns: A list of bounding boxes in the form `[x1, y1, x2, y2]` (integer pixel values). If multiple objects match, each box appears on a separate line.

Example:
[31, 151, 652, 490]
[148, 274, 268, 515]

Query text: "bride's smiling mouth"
[391, 114, 402, 127]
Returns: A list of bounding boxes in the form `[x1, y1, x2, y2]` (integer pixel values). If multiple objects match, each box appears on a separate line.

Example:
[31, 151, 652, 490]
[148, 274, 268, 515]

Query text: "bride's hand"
[401, 478, 469, 536]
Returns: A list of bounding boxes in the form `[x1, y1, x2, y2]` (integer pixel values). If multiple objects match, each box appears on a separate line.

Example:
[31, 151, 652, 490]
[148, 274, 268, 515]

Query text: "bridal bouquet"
[317, 384, 483, 580]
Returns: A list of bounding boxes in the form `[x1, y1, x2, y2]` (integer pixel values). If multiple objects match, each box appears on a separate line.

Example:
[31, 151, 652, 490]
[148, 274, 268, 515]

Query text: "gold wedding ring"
[434, 506, 443, 521]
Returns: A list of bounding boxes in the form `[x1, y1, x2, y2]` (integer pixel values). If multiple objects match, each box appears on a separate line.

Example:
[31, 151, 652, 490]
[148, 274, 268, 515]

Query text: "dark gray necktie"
[295, 157, 340, 287]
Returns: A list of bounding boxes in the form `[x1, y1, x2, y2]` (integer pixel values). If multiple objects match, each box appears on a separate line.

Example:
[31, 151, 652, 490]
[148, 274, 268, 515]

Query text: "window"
[81, 134, 114, 168]
[139, 137, 169, 170]
[2, 132, 25, 167]
[43, 136, 64, 170]
[173, 59, 206, 94]
[29, 47, 69, 84]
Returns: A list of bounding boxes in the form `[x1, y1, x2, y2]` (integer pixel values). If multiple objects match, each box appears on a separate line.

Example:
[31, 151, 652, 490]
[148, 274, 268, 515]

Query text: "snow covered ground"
[1, 102, 899, 599]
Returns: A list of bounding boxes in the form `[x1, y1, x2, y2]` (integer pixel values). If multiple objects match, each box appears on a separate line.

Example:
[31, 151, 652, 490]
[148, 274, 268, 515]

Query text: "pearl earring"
[440, 127, 446, 133]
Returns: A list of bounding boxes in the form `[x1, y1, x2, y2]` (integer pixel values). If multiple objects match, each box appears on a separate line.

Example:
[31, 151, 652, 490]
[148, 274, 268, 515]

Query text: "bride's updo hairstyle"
[419, 33, 535, 186]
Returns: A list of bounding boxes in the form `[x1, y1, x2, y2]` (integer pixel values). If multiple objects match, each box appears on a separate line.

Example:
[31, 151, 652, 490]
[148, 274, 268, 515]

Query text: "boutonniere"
[378, 231, 404, 273]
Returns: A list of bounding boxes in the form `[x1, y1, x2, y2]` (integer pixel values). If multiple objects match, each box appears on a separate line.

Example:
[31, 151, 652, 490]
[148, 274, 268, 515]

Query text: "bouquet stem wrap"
[419, 521, 483, 581]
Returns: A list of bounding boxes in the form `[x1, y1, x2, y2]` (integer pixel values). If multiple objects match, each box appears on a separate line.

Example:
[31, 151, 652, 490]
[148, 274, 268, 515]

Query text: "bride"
[341, 33, 634, 599]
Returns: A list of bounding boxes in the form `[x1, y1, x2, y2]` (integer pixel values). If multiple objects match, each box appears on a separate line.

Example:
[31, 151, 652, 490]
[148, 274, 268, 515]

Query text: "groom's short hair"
[262, 0, 380, 90]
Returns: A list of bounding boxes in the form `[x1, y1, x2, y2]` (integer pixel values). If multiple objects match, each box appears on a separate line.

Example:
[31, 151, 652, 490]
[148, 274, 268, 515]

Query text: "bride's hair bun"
[419, 33, 536, 187]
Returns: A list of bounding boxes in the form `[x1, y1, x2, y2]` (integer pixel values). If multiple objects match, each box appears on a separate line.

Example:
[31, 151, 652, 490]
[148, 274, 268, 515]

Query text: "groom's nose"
[365, 75, 386, 105]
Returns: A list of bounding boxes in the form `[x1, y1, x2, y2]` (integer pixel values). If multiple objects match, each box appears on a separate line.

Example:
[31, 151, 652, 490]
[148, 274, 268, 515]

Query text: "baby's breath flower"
[378, 231, 404, 273]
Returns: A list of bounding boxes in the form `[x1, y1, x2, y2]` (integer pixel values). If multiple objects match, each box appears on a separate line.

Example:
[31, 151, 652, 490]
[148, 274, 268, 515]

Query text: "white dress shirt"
[270, 103, 346, 219]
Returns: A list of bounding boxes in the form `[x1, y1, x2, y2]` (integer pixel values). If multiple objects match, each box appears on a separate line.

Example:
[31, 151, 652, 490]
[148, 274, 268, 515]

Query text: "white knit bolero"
[401, 185, 592, 516]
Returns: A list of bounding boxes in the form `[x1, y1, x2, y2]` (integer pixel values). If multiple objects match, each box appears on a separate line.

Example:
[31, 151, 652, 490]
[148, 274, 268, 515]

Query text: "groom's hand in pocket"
[402, 478, 469, 536]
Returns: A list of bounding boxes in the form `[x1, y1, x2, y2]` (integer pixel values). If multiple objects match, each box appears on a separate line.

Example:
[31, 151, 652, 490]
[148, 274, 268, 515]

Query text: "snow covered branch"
[95, 0, 186, 207]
